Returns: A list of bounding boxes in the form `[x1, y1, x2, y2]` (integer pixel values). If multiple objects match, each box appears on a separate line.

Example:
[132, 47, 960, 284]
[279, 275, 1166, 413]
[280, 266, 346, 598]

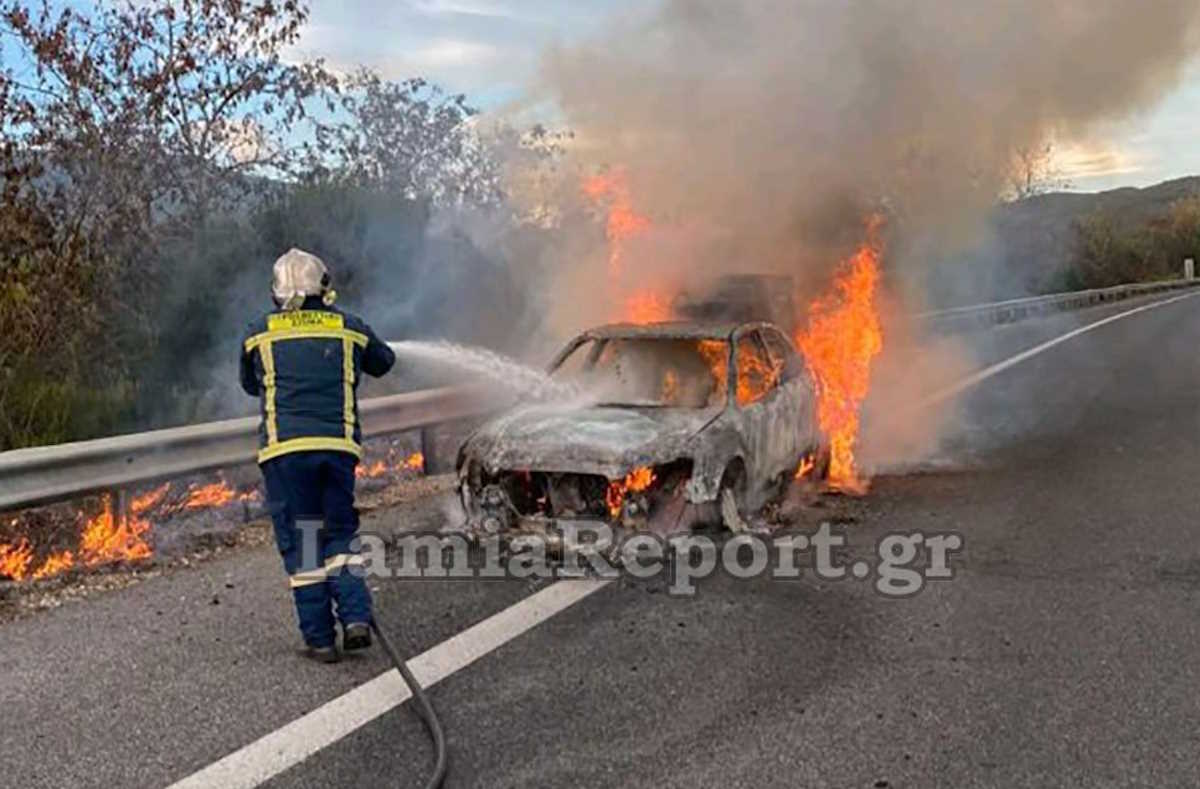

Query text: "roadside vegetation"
[0, 0, 563, 449]
[1060, 196, 1200, 291]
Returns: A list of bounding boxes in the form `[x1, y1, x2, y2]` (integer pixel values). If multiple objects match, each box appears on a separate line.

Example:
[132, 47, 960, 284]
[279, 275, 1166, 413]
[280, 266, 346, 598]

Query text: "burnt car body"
[456, 321, 828, 536]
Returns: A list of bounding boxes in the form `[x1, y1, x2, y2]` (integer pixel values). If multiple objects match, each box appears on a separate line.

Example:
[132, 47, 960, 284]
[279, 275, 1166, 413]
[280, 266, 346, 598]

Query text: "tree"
[1, 0, 336, 220]
[0, 0, 336, 447]
[1162, 196, 1200, 267]
[311, 71, 501, 207]
[1006, 142, 1072, 201]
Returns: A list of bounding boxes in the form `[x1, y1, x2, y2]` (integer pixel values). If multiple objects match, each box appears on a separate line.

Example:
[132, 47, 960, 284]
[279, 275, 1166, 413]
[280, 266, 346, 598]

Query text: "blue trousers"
[261, 451, 372, 648]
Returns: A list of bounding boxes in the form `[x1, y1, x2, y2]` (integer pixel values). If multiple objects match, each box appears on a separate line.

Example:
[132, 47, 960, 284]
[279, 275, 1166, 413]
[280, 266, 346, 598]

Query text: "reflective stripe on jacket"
[240, 300, 396, 464]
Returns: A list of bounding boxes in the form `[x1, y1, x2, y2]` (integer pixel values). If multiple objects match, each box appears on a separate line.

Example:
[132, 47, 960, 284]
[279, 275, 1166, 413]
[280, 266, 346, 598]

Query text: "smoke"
[527, 0, 1200, 473]
[534, 0, 1200, 309]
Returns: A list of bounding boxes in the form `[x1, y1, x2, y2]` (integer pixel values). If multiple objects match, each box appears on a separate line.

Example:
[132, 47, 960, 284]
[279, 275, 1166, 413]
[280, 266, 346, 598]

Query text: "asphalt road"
[6, 292, 1200, 788]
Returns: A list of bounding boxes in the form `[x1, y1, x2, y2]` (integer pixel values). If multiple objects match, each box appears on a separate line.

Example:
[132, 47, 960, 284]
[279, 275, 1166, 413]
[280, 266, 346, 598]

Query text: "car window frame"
[732, 329, 784, 409]
[759, 326, 803, 382]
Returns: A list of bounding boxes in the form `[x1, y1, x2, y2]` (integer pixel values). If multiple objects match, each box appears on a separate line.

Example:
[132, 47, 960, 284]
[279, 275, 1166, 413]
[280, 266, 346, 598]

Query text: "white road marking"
[167, 579, 611, 789]
[919, 289, 1200, 407]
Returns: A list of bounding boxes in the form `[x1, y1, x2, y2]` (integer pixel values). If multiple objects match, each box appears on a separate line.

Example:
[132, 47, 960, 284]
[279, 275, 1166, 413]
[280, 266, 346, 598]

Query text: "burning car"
[456, 320, 829, 537]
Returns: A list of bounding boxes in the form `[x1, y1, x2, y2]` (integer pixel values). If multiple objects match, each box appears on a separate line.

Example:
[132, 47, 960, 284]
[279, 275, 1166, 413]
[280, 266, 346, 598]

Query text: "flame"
[661, 370, 680, 404]
[32, 551, 74, 580]
[357, 460, 387, 479]
[183, 481, 237, 510]
[583, 169, 673, 325]
[736, 344, 784, 406]
[357, 451, 425, 480]
[624, 290, 672, 324]
[0, 539, 34, 580]
[79, 495, 152, 566]
[796, 218, 885, 492]
[2, 477, 261, 583]
[697, 340, 730, 401]
[795, 455, 816, 480]
[606, 466, 657, 518]
[581, 169, 650, 280]
[132, 483, 171, 514]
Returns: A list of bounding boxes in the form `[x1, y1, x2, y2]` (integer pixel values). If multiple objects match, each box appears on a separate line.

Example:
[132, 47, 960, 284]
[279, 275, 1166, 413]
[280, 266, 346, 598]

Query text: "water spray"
[387, 340, 582, 401]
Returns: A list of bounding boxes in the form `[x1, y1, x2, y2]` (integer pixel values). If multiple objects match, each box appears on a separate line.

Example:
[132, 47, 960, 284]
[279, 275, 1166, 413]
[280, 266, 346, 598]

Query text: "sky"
[291, 0, 640, 106]
[291, 0, 1200, 195]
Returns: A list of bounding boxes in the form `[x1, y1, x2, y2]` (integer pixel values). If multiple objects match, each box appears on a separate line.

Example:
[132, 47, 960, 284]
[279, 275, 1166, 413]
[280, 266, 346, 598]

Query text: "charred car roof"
[579, 321, 744, 342]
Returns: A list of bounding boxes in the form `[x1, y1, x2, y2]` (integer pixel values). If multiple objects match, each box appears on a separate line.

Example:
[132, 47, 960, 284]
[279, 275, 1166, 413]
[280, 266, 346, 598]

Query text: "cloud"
[1056, 141, 1145, 181]
[410, 0, 551, 24]
[295, 0, 636, 95]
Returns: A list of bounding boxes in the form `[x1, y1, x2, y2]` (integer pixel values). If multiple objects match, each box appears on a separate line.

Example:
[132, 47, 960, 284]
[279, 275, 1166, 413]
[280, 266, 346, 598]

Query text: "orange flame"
[357, 452, 425, 479]
[624, 290, 672, 324]
[79, 495, 152, 567]
[182, 481, 237, 510]
[735, 343, 783, 407]
[32, 551, 74, 580]
[0, 539, 34, 580]
[606, 467, 657, 518]
[795, 455, 816, 480]
[357, 460, 387, 479]
[582, 169, 651, 279]
[133, 483, 171, 514]
[583, 170, 673, 325]
[796, 218, 885, 492]
[661, 370, 680, 404]
[2, 477, 261, 583]
[697, 340, 730, 402]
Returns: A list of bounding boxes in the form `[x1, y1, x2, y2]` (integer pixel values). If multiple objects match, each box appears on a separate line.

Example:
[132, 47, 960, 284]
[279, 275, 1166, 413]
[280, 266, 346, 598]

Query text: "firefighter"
[240, 248, 396, 663]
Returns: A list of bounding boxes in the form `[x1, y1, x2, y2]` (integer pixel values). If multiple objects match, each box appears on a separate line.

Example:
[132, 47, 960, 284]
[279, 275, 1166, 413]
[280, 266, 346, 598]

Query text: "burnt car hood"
[461, 404, 720, 478]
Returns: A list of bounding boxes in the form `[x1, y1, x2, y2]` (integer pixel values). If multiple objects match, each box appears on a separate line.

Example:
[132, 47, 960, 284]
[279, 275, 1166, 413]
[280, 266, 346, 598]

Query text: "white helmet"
[272, 248, 336, 310]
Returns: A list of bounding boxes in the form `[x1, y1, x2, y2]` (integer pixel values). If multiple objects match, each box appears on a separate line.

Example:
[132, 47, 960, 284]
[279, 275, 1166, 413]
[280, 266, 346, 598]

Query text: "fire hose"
[370, 616, 448, 789]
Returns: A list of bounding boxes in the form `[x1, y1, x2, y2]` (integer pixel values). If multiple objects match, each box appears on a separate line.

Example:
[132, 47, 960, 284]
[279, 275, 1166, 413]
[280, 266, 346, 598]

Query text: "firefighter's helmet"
[271, 248, 336, 310]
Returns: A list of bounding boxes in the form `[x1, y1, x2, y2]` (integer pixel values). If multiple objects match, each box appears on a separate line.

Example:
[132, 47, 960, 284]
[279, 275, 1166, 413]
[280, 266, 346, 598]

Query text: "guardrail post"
[1186, 258, 1195, 281]
[113, 488, 129, 532]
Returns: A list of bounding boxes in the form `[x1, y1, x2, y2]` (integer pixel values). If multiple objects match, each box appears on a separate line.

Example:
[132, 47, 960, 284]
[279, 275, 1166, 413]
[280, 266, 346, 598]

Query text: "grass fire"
[0, 477, 259, 583]
[0, 443, 432, 585]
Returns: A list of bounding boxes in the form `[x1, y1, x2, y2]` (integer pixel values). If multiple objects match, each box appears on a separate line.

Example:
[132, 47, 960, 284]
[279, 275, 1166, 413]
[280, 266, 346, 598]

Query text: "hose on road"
[370, 617, 448, 789]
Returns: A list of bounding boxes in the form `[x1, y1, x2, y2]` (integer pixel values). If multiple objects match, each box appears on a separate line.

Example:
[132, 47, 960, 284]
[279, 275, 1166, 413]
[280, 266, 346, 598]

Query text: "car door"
[733, 328, 800, 498]
[759, 326, 820, 455]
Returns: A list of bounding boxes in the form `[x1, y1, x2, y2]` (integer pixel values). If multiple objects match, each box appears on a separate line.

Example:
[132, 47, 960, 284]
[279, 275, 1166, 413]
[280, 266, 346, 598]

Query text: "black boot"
[303, 644, 341, 664]
[343, 622, 372, 652]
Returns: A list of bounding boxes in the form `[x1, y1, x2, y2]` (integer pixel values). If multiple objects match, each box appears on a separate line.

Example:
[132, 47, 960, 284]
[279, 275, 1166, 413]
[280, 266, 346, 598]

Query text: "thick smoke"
[536, 0, 1200, 311]
[531, 0, 1200, 473]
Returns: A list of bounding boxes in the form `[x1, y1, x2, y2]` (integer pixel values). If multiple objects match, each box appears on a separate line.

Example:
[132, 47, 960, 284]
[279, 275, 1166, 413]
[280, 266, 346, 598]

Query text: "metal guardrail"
[917, 278, 1200, 332]
[0, 385, 493, 513]
[3, 278, 1196, 514]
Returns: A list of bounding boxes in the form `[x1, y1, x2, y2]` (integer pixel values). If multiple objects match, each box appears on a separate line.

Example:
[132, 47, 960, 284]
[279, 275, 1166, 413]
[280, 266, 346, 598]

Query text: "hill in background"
[927, 176, 1200, 308]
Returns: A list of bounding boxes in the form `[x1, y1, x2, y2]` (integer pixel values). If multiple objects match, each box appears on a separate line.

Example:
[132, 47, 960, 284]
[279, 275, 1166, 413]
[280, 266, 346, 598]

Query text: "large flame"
[581, 169, 650, 280]
[796, 219, 885, 492]
[582, 170, 671, 324]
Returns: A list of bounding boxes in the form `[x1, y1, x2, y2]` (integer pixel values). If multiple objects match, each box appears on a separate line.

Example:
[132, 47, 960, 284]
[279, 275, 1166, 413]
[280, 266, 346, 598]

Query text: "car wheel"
[719, 462, 752, 533]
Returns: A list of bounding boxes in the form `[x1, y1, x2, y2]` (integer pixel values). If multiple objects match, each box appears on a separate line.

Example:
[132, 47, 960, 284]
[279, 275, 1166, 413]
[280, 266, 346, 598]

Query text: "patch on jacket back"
[268, 311, 344, 331]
